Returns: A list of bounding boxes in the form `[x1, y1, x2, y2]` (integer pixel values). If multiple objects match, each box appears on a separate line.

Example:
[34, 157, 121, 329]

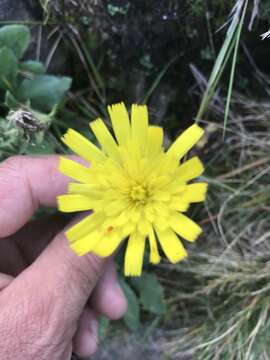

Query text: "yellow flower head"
[58, 103, 207, 276]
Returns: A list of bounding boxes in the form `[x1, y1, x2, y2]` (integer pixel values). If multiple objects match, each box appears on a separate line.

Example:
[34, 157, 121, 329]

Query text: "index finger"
[0, 155, 71, 237]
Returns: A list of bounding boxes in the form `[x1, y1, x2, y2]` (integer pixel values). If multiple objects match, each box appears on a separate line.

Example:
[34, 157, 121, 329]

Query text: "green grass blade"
[223, 0, 248, 138]
[142, 54, 179, 104]
[196, 1, 247, 121]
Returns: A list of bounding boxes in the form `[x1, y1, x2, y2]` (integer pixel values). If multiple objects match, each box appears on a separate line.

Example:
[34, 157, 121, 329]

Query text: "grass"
[159, 89, 270, 359]
[195, 0, 249, 137]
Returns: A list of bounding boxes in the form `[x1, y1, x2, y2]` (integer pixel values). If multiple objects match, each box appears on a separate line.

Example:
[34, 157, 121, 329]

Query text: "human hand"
[0, 155, 127, 359]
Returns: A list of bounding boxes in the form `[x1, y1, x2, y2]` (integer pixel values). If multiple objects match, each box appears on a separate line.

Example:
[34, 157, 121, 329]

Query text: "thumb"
[15, 217, 106, 325]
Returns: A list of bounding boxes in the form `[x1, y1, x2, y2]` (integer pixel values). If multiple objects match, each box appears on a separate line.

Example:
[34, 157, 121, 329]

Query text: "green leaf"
[223, 0, 248, 138]
[120, 279, 140, 331]
[0, 47, 18, 89]
[24, 139, 55, 155]
[5, 91, 19, 109]
[137, 273, 166, 315]
[98, 317, 110, 340]
[16, 75, 72, 112]
[0, 25, 30, 58]
[19, 61, 45, 75]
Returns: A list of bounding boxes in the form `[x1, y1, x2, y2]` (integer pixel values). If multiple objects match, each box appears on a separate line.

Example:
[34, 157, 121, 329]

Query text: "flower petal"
[155, 227, 187, 263]
[176, 156, 204, 181]
[59, 157, 92, 183]
[169, 212, 202, 242]
[169, 199, 190, 212]
[131, 104, 148, 153]
[108, 102, 131, 145]
[124, 232, 146, 276]
[167, 123, 204, 160]
[148, 227, 160, 264]
[68, 183, 96, 195]
[62, 128, 105, 163]
[90, 118, 119, 161]
[182, 183, 208, 203]
[146, 126, 163, 157]
[66, 213, 103, 242]
[153, 214, 170, 231]
[92, 231, 123, 257]
[70, 230, 101, 256]
[137, 217, 151, 235]
[57, 194, 94, 212]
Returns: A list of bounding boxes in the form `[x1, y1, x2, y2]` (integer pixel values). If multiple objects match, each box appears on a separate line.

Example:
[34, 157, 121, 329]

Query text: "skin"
[0, 155, 127, 359]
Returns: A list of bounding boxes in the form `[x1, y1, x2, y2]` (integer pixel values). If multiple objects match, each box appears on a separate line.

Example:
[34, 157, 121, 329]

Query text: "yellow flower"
[58, 103, 207, 276]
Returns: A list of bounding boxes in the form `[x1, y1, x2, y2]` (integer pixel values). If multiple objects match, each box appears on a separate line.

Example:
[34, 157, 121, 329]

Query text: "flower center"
[130, 184, 149, 205]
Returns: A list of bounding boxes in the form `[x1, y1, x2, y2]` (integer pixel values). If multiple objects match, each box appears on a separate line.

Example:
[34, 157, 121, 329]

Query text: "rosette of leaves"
[0, 24, 72, 158]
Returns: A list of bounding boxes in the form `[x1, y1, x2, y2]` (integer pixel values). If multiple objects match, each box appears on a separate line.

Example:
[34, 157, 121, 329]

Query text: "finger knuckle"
[71, 254, 103, 293]
[0, 156, 25, 196]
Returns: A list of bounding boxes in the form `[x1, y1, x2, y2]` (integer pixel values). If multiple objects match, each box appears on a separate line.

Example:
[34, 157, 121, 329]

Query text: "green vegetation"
[0, 25, 71, 159]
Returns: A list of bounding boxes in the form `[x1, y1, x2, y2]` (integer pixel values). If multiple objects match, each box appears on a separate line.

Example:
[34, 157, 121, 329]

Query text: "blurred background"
[0, 1, 270, 359]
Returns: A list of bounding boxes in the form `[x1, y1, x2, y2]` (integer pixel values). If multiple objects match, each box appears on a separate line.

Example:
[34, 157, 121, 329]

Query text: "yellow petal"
[68, 183, 97, 195]
[105, 199, 127, 215]
[62, 128, 105, 163]
[154, 202, 169, 217]
[144, 203, 155, 222]
[129, 206, 142, 223]
[131, 104, 148, 153]
[168, 181, 186, 194]
[146, 126, 163, 157]
[167, 123, 204, 160]
[169, 212, 202, 242]
[121, 222, 136, 238]
[159, 154, 179, 174]
[70, 230, 101, 256]
[59, 157, 92, 183]
[152, 190, 171, 202]
[66, 213, 103, 242]
[124, 232, 146, 276]
[137, 217, 151, 235]
[108, 102, 131, 145]
[114, 211, 129, 226]
[155, 227, 187, 263]
[153, 215, 169, 231]
[182, 182, 208, 203]
[169, 199, 190, 212]
[57, 194, 94, 212]
[90, 118, 119, 161]
[118, 146, 135, 176]
[93, 231, 123, 257]
[175, 156, 204, 181]
[148, 227, 160, 264]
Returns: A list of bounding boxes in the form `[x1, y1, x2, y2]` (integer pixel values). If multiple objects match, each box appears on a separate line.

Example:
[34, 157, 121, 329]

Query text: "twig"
[217, 157, 270, 180]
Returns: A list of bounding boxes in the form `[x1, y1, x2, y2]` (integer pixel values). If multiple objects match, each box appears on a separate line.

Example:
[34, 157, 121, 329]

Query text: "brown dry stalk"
[217, 157, 270, 180]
